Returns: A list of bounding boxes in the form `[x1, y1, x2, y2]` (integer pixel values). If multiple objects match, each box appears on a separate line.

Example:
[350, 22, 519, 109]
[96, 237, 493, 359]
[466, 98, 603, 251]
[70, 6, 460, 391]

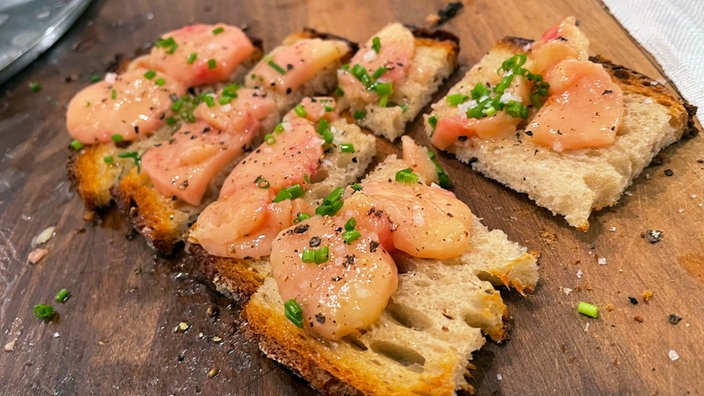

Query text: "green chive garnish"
[274, 123, 285, 134]
[294, 212, 311, 224]
[143, 69, 157, 80]
[212, 26, 225, 35]
[284, 299, 304, 328]
[154, 77, 166, 86]
[371, 36, 381, 54]
[34, 304, 54, 320]
[187, 52, 198, 64]
[352, 110, 366, 120]
[578, 302, 599, 318]
[207, 59, 217, 69]
[111, 134, 123, 142]
[351, 183, 362, 191]
[28, 82, 41, 92]
[446, 93, 469, 106]
[339, 143, 355, 153]
[267, 58, 287, 75]
[272, 184, 305, 203]
[118, 151, 141, 171]
[324, 105, 334, 112]
[89, 74, 102, 83]
[395, 168, 419, 184]
[255, 176, 270, 189]
[55, 288, 71, 303]
[264, 134, 276, 145]
[70, 140, 84, 150]
[427, 151, 452, 189]
[294, 104, 307, 118]
[315, 187, 344, 216]
[103, 155, 114, 164]
[111, 89, 117, 99]
[427, 115, 438, 130]
[316, 119, 333, 144]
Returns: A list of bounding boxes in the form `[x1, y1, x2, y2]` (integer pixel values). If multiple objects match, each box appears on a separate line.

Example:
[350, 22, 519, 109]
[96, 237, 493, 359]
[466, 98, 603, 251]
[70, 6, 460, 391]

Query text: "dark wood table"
[1, 0, 702, 394]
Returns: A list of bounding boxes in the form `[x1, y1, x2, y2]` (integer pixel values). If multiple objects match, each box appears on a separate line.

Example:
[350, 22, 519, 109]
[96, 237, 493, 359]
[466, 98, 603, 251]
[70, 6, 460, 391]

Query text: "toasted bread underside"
[191, 119, 377, 301]
[349, 28, 460, 141]
[431, 38, 695, 231]
[243, 157, 539, 395]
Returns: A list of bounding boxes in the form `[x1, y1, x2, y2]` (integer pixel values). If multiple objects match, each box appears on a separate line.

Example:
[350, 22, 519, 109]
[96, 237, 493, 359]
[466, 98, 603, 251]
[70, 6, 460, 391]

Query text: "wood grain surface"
[1, 0, 702, 395]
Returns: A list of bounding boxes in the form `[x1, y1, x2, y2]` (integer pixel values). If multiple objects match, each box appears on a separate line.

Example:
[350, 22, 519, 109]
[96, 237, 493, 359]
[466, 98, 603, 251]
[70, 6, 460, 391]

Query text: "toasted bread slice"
[242, 157, 539, 395]
[340, 25, 459, 141]
[425, 38, 696, 230]
[191, 118, 377, 301]
[110, 32, 356, 254]
[67, 45, 263, 213]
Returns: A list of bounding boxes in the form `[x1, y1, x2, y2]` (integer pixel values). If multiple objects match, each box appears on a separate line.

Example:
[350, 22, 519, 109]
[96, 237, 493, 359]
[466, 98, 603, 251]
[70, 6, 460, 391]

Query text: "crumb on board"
[27, 248, 49, 264]
[538, 230, 558, 248]
[642, 230, 663, 244]
[425, 2, 464, 27]
[634, 315, 644, 323]
[668, 349, 680, 361]
[606, 303, 615, 312]
[642, 289, 654, 303]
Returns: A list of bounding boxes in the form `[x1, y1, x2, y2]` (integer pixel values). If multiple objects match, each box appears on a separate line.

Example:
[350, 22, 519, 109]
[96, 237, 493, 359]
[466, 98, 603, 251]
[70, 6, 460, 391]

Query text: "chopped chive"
[344, 217, 356, 231]
[187, 52, 198, 64]
[342, 229, 361, 244]
[143, 69, 157, 80]
[103, 155, 114, 163]
[267, 58, 287, 75]
[294, 104, 307, 118]
[89, 74, 102, 83]
[201, 94, 215, 107]
[221, 83, 239, 99]
[117, 151, 141, 171]
[399, 103, 408, 113]
[264, 133, 276, 145]
[301, 249, 316, 263]
[351, 183, 362, 191]
[155, 37, 178, 54]
[446, 93, 469, 106]
[294, 212, 311, 224]
[334, 86, 344, 97]
[207, 59, 217, 69]
[111, 134, 123, 142]
[154, 77, 166, 86]
[578, 302, 599, 318]
[315, 246, 329, 264]
[303, 174, 311, 184]
[218, 96, 231, 105]
[166, 117, 177, 126]
[324, 105, 334, 112]
[274, 123, 285, 133]
[171, 98, 184, 112]
[272, 184, 305, 203]
[255, 176, 270, 189]
[427, 151, 452, 189]
[395, 168, 419, 184]
[55, 288, 71, 303]
[371, 66, 387, 80]
[427, 115, 438, 130]
[212, 26, 225, 35]
[283, 299, 304, 328]
[28, 81, 41, 92]
[339, 143, 355, 153]
[352, 110, 366, 120]
[111, 89, 117, 99]
[315, 187, 344, 216]
[33, 304, 54, 320]
[316, 119, 334, 144]
[70, 140, 84, 150]
[371, 36, 381, 54]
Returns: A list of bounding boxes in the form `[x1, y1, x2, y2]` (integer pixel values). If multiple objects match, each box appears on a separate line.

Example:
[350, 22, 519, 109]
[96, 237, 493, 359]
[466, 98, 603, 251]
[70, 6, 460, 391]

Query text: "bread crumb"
[597, 257, 607, 265]
[562, 287, 573, 295]
[605, 303, 615, 312]
[538, 230, 557, 248]
[634, 315, 644, 322]
[642, 289, 654, 303]
[496, 373, 503, 381]
[33, 226, 56, 246]
[576, 269, 583, 279]
[678, 208, 685, 213]
[4, 340, 16, 352]
[608, 226, 616, 232]
[691, 194, 698, 199]
[27, 248, 49, 264]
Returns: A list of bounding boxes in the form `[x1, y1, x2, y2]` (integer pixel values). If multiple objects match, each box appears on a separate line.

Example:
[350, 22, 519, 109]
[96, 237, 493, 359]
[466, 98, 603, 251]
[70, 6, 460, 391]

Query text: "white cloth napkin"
[603, 0, 703, 123]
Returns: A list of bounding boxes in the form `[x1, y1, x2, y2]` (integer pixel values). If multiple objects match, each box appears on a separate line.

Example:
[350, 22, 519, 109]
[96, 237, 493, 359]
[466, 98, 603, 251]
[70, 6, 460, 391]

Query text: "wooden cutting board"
[1, 0, 702, 394]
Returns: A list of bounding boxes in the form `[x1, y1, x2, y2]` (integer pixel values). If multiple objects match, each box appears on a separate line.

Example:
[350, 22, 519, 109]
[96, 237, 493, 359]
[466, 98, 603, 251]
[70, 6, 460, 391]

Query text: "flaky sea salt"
[668, 349, 680, 361]
[496, 374, 503, 381]
[598, 257, 607, 265]
[576, 270, 583, 279]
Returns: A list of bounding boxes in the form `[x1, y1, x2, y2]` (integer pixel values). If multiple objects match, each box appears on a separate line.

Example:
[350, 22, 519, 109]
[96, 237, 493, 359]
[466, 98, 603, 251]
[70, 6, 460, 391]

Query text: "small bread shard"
[242, 157, 539, 395]
[425, 38, 696, 231]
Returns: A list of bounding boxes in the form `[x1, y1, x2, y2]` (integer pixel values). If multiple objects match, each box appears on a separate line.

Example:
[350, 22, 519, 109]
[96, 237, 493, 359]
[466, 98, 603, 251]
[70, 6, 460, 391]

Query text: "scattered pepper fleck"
[664, 169, 673, 176]
[668, 313, 682, 325]
[628, 296, 638, 305]
[643, 229, 663, 244]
